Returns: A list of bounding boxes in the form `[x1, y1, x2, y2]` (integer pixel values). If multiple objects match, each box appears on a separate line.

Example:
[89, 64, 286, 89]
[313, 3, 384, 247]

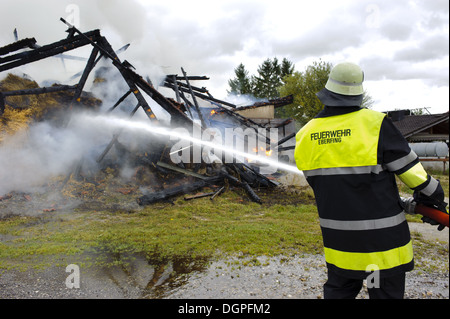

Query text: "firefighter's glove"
[421, 216, 446, 231]
[413, 190, 448, 213]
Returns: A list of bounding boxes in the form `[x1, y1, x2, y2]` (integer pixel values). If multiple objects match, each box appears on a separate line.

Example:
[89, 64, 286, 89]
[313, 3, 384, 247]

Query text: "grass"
[0, 168, 447, 272]
[0, 186, 322, 270]
[410, 230, 449, 273]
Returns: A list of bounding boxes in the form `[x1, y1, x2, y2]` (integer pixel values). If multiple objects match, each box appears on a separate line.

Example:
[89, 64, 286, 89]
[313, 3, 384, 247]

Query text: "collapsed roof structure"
[0, 19, 295, 205]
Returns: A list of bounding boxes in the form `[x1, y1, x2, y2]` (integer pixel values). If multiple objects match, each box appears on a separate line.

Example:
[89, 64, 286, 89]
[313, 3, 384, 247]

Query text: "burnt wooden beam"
[0, 30, 101, 72]
[163, 84, 272, 146]
[184, 191, 216, 201]
[164, 76, 209, 94]
[96, 102, 141, 163]
[130, 69, 194, 127]
[163, 81, 236, 109]
[170, 75, 182, 103]
[83, 27, 188, 125]
[181, 67, 206, 128]
[69, 47, 99, 110]
[0, 81, 74, 116]
[137, 176, 223, 205]
[0, 38, 38, 56]
[93, 35, 159, 123]
[60, 20, 147, 121]
[166, 74, 209, 81]
[276, 132, 296, 146]
[106, 89, 132, 113]
[170, 74, 194, 118]
[210, 185, 225, 200]
[221, 170, 262, 204]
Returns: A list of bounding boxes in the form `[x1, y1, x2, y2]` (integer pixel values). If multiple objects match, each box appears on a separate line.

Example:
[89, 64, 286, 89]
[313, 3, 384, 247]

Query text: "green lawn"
[0, 186, 321, 270]
[0, 168, 447, 271]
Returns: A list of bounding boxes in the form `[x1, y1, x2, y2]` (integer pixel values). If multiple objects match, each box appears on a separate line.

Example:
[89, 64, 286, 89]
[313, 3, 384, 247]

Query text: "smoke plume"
[0, 111, 115, 196]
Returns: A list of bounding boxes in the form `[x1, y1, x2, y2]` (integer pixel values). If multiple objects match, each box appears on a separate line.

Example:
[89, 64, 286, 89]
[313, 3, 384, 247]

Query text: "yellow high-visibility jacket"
[295, 108, 441, 279]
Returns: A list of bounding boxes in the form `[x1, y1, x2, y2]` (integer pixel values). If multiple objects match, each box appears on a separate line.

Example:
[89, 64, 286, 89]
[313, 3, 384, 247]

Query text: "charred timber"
[226, 162, 276, 188]
[93, 35, 162, 124]
[276, 132, 296, 146]
[222, 171, 262, 204]
[0, 30, 101, 72]
[136, 170, 264, 205]
[166, 74, 209, 81]
[163, 81, 237, 109]
[0, 38, 38, 56]
[58, 21, 159, 123]
[132, 70, 194, 127]
[137, 176, 223, 205]
[96, 102, 141, 163]
[58, 20, 163, 125]
[184, 191, 216, 201]
[210, 186, 225, 200]
[181, 67, 206, 128]
[271, 119, 293, 129]
[166, 79, 273, 144]
[164, 76, 209, 94]
[106, 90, 133, 113]
[156, 161, 210, 180]
[70, 47, 99, 108]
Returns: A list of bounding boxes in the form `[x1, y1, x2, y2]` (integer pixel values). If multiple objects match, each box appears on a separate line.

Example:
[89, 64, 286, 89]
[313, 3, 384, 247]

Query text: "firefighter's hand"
[414, 189, 448, 213]
[421, 216, 446, 231]
[414, 190, 444, 210]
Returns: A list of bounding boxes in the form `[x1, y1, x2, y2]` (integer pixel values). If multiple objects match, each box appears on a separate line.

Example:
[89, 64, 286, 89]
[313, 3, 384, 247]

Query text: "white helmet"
[325, 62, 364, 96]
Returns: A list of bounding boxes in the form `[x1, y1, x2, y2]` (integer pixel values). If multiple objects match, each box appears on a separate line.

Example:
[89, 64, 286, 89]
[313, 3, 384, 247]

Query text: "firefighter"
[294, 62, 446, 299]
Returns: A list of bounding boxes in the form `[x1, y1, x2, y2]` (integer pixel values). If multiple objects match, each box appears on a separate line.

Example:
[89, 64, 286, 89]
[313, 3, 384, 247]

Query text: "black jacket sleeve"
[379, 117, 445, 204]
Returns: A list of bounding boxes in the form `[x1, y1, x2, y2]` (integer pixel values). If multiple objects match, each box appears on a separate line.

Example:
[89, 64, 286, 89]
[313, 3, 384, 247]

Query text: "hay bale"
[0, 73, 102, 143]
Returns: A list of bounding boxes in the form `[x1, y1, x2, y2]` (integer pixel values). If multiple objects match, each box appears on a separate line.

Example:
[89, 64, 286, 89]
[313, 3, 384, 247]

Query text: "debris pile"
[0, 19, 296, 206]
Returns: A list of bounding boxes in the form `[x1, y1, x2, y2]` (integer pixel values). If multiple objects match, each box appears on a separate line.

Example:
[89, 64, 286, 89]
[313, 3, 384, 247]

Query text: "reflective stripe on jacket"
[294, 108, 425, 279]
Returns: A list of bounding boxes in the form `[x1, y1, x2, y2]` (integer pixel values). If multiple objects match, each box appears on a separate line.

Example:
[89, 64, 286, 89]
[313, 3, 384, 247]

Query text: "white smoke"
[0, 0, 180, 196]
[0, 111, 118, 196]
[225, 93, 268, 107]
[0, 0, 267, 196]
[0, 0, 167, 89]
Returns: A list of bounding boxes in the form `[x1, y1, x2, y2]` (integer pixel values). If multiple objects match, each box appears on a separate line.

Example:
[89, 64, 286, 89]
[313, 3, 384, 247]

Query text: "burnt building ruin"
[0, 19, 297, 205]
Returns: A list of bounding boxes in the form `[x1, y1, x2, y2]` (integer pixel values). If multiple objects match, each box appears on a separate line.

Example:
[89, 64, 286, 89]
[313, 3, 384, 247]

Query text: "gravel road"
[1, 223, 448, 300]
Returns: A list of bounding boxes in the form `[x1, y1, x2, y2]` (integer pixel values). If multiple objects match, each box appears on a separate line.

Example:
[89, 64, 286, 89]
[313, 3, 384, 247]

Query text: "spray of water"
[80, 114, 303, 175]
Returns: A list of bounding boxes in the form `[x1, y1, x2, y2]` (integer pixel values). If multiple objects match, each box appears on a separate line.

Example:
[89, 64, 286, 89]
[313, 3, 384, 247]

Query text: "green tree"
[252, 58, 280, 99]
[278, 60, 332, 124]
[227, 58, 295, 99]
[280, 58, 295, 84]
[252, 57, 295, 99]
[228, 63, 252, 95]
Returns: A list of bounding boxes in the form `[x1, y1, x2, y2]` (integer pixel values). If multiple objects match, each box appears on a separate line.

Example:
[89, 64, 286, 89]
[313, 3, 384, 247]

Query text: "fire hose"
[402, 197, 449, 229]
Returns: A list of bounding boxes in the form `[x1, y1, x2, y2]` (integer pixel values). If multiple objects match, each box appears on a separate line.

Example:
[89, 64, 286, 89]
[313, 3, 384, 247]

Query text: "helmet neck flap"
[316, 88, 364, 107]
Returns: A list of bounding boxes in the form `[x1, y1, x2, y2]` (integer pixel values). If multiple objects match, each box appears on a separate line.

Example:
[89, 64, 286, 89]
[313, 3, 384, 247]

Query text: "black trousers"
[323, 269, 406, 299]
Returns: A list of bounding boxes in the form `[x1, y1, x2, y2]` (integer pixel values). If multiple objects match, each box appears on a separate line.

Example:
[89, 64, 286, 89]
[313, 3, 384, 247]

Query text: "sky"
[0, 0, 448, 114]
